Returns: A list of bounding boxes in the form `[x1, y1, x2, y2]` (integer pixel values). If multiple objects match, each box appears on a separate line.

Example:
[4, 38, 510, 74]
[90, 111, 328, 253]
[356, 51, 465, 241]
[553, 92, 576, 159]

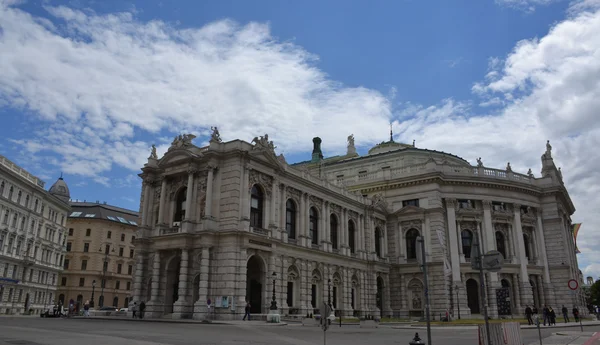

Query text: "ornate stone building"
[0, 155, 70, 315]
[57, 201, 138, 309]
[133, 131, 581, 320]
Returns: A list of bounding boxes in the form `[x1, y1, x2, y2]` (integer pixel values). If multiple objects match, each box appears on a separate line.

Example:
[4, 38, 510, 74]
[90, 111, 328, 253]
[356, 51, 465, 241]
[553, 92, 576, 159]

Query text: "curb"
[75, 317, 289, 326]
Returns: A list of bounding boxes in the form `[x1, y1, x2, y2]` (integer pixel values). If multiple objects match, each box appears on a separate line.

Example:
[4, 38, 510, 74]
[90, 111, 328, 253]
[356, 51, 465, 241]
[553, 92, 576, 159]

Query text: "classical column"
[536, 213, 550, 283]
[132, 251, 146, 302]
[324, 203, 331, 252]
[299, 193, 306, 246]
[341, 208, 348, 255]
[270, 179, 277, 228]
[512, 273, 522, 312]
[184, 169, 195, 221]
[241, 166, 250, 225]
[173, 249, 190, 318]
[445, 199, 461, 283]
[513, 205, 529, 280]
[320, 201, 327, 251]
[370, 218, 376, 257]
[141, 180, 152, 227]
[157, 177, 167, 225]
[204, 166, 214, 218]
[280, 184, 287, 242]
[150, 253, 161, 301]
[193, 247, 211, 319]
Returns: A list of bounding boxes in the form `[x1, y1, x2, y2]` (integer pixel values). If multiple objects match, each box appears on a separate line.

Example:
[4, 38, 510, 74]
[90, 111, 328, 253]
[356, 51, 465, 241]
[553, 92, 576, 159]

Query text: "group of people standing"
[525, 305, 580, 326]
[131, 301, 146, 319]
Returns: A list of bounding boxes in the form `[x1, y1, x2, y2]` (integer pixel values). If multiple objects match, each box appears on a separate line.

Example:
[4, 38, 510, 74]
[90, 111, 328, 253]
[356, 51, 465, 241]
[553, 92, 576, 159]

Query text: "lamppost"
[90, 280, 96, 308]
[327, 278, 332, 308]
[98, 245, 114, 308]
[270, 272, 277, 310]
[455, 284, 460, 320]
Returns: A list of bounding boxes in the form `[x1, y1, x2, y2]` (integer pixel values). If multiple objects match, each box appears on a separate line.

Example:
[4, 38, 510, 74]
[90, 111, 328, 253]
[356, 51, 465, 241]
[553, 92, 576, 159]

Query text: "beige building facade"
[132, 131, 582, 320]
[57, 202, 138, 309]
[0, 155, 70, 315]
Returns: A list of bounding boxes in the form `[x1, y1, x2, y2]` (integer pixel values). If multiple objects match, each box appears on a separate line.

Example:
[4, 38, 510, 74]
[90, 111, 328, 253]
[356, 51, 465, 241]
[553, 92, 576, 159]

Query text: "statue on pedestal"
[476, 157, 483, 167]
[210, 126, 222, 143]
[149, 144, 158, 159]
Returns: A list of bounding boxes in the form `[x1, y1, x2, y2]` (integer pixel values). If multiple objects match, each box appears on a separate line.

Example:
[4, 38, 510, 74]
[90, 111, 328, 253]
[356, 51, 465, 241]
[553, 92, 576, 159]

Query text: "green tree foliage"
[590, 279, 600, 306]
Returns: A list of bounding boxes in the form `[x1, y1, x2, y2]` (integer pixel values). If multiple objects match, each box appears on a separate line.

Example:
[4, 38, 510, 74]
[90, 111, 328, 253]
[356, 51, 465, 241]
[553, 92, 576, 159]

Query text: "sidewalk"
[73, 315, 289, 326]
[526, 331, 600, 345]
[390, 320, 600, 330]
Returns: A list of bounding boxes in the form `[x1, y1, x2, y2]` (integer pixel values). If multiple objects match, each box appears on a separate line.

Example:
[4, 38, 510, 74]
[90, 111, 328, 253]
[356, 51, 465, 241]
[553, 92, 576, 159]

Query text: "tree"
[590, 279, 600, 307]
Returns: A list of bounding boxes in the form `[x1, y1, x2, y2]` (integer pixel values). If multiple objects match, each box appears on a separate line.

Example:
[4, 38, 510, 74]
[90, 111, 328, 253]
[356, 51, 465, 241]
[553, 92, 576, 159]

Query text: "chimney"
[311, 137, 324, 163]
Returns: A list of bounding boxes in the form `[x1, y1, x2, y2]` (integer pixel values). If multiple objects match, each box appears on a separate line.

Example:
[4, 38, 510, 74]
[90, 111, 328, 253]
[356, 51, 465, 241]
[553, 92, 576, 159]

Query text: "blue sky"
[1, 0, 600, 277]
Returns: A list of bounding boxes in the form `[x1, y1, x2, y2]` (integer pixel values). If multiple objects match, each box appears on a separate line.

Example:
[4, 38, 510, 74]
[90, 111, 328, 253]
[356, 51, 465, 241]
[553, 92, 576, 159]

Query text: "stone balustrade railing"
[336, 162, 535, 187]
[0, 155, 46, 188]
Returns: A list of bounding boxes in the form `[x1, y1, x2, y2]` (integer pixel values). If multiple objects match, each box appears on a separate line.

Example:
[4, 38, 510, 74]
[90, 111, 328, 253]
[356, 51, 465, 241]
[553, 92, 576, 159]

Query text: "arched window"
[124, 297, 129, 308]
[406, 229, 419, 260]
[374, 228, 382, 257]
[348, 220, 356, 254]
[330, 214, 339, 250]
[285, 199, 296, 239]
[250, 185, 264, 228]
[8, 187, 13, 200]
[113, 296, 119, 308]
[523, 234, 530, 259]
[173, 187, 187, 222]
[25, 195, 30, 208]
[0, 181, 4, 196]
[496, 232, 506, 259]
[17, 191, 22, 204]
[34, 199, 38, 212]
[462, 230, 474, 259]
[309, 207, 318, 245]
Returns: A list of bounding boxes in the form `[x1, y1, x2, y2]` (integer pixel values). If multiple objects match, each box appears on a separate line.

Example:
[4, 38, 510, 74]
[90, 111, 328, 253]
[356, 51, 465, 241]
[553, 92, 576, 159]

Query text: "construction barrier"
[478, 322, 523, 345]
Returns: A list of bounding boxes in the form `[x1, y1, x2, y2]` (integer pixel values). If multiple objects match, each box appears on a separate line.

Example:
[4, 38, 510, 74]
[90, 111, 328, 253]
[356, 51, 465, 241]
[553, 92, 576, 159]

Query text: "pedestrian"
[132, 302, 138, 319]
[68, 299, 74, 318]
[242, 302, 251, 321]
[548, 307, 556, 326]
[543, 305, 549, 326]
[139, 301, 146, 319]
[525, 305, 533, 325]
[562, 305, 570, 323]
[83, 301, 90, 317]
[573, 306, 579, 323]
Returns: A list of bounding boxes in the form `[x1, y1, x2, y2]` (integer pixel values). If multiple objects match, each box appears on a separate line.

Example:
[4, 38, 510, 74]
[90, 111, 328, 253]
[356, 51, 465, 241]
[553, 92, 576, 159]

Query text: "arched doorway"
[246, 255, 264, 314]
[165, 255, 181, 314]
[497, 279, 512, 316]
[466, 279, 480, 314]
[376, 276, 384, 317]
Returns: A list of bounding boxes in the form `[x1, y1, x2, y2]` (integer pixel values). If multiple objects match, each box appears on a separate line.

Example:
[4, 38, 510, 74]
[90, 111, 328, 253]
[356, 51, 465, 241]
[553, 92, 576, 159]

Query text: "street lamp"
[270, 272, 277, 310]
[98, 245, 115, 308]
[455, 284, 460, 320]
[90, 280, 96, 308]
[328, 278, 332, 308]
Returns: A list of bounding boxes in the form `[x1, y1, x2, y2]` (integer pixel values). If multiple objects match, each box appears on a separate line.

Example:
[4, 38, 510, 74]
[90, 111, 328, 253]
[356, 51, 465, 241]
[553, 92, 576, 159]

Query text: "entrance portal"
[165, 256, 181, 314]
[466, 279, 480, 314]
[246, 255, 264, 314]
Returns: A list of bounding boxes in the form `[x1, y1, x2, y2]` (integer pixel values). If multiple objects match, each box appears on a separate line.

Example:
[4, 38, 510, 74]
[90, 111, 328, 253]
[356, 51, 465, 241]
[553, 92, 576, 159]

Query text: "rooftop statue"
[169, 134, 196, 151]
[149, 144, 158, 159]
[210, 126, 222, 143]
[347, 134, 355, 148]
[476, 157, 483, 167]
[506, 162, 512, 172]
[252, 134, 276, 152]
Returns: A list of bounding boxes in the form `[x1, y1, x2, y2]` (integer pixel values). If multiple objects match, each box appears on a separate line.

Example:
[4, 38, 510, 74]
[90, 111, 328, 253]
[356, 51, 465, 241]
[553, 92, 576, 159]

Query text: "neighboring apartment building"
[0, 155, 70, 315]
[57, 202, 138, 309]
[131, 130, 580, 321]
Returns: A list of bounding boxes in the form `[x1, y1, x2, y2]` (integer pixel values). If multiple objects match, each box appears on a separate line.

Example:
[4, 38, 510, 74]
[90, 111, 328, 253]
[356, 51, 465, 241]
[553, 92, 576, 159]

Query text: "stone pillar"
[299, 193, 306, 246]
[513, 205, 533, 310]
[141, 181, 152, 227]
[370, 218, 376, 259]
[193, 247, 211, 320]
[320, 201, 327, 251]
[280, 184, 287, 242]
[270, 179, 277, 229]
[445, 199, 461, 283]
[324, 203, 331, 252]
[384, 273, 392, 317]
[173, 249, 190, 318]
[536, 214, 551, 284]
[241, 166, 250, 230]
[184, 169, 195, 221]
[158, 177, 167, 225]
[512, 273, 522, 314]
[146, 252, 162, 317]
[300, 260, 309, 315]
[132, 251, 146, 303]
[382, 224, 389, 259]
[204, 167, 214, 218]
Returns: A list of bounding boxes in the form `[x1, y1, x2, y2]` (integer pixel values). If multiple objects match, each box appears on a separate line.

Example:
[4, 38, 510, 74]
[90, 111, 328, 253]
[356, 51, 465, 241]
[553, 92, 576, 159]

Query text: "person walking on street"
[132, 302, 138, 318]
[562, 305, 570, 323]
[543, 305, 549, 326]
[525, 305, 533, 325]
[549, 307, 556, 326]
[243, 302, 251, 321]
[573, 306, 579, 323]
[139, 301, 146, 319]
[83, 301, 90, 317]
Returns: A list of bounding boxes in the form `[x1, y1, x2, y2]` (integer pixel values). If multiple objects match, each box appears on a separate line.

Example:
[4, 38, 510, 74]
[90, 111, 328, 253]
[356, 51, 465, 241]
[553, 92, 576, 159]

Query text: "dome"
[49, 176, 71, 203]
[367, 140, 412, 155]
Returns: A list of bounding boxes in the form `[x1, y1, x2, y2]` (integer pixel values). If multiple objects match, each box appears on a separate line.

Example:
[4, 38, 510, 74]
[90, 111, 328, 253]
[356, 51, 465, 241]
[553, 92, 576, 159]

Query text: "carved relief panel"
[249, 170, 273, 195]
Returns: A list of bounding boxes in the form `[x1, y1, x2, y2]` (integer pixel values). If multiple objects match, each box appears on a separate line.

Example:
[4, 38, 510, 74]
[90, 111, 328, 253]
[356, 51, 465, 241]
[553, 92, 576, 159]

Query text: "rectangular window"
[101, 279, 106, 288]
[66, 242, 72, 252]
[332, 286, 337, 309]
[68, 228, 74, 236]
[83, 243, 89, 252]
[131, 236, 136, 243]
[115, 280, 120, 290]
[126, 282, 131, 290]
[85, 228, 91, 236]
[121, 234, 125, 241]
[105, 244, 110, 255]
[63, 259, 69, 269]
[117, 264, 122, 274]
[61, 277, 67, 286]
[107, 231, 111, 239]
[128, 265, 132, 275]
[311, 284, 316, 308]
[119, 248, 124, 257]
[402, 199, 420, 207]
[81, 260, 87, 270]
[103, 261, 108, 272]
[129, 249, 134, 258]
[79, 277, 85, 287]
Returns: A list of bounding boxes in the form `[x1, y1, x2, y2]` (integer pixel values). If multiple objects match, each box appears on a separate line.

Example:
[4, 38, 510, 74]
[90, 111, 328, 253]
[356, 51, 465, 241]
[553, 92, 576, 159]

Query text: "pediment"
[248, 148, 286, 172]
[391, 205, 426, 217]
[158, 149, 201, 168]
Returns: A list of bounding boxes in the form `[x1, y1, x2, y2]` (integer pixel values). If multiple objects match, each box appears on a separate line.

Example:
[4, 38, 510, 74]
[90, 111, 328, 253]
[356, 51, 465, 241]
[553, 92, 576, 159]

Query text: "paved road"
[0, 317, 598, 345]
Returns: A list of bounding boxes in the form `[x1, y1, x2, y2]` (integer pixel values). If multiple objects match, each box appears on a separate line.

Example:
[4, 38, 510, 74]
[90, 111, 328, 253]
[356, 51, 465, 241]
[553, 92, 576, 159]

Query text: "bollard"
[410, 332, 426, 345]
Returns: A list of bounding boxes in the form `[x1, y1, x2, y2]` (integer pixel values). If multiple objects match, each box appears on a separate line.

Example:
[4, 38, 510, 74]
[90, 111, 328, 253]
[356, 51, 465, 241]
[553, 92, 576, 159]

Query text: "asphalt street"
[0, 317, 598, 345]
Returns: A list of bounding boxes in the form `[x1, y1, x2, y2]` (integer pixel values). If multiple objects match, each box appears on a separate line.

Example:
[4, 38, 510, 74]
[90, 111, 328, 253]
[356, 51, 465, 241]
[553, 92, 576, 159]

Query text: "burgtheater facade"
[133, 130, 581, 320]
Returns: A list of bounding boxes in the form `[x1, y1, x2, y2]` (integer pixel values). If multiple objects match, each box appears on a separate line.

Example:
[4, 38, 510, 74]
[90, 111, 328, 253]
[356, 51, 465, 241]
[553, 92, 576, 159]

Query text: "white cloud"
[495, 0, 561, 12]
[1, 0, 600, 272]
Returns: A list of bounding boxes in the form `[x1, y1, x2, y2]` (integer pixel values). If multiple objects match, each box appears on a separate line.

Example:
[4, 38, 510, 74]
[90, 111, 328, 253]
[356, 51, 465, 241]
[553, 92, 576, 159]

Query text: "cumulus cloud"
[495, 0, 561, 12]
[1, 0, 600, 273]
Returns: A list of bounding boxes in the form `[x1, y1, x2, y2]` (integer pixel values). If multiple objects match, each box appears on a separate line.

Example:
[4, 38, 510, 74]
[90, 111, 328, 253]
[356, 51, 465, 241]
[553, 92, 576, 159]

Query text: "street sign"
[482, 250, 504, 272]
[568, 279, 579, 290]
